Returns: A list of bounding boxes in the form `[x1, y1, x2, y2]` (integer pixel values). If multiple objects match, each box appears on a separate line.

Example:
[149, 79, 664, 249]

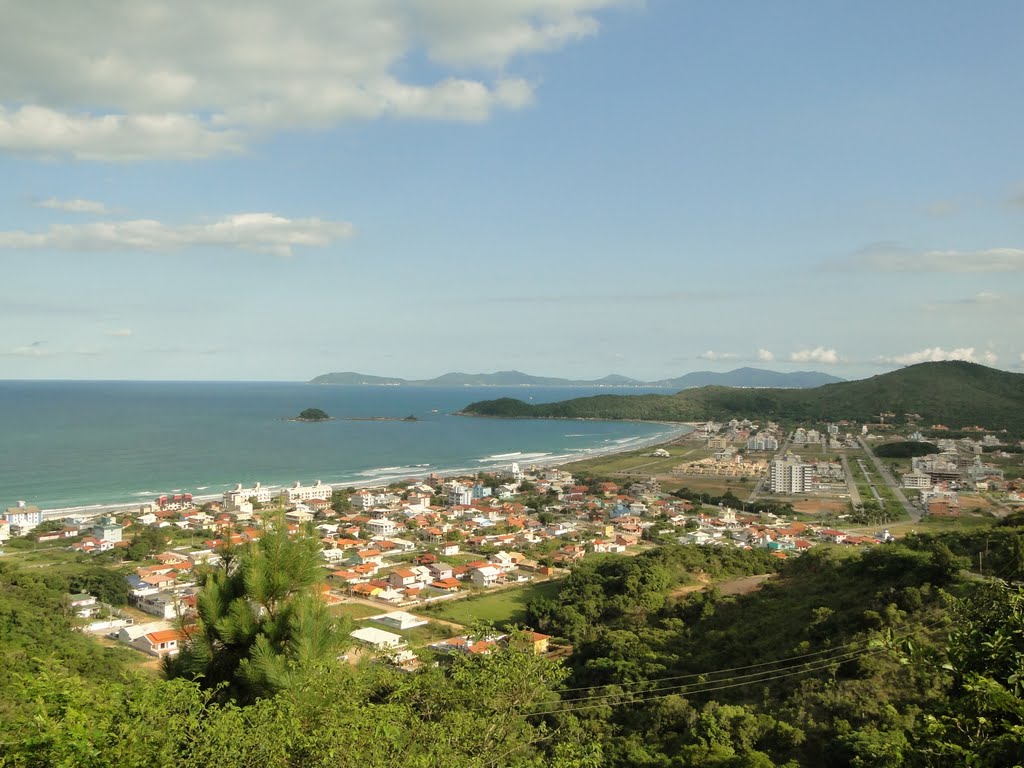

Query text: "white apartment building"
[5, 502, 43, 535]
[281, 479, 333, 505]
[769, 455, 812, 494]
[224, 482, 275, 510]
[447, 483, 473, 507]
[746, 433, 779, 451]
[901, 471, 933, 489]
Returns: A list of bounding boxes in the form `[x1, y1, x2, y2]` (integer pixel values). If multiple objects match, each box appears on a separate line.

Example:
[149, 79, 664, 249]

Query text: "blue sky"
[2, 0, 1022, 381]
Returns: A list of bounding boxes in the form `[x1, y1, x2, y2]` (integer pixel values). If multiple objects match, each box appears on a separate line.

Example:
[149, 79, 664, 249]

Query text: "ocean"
[0, 381, 686, 512]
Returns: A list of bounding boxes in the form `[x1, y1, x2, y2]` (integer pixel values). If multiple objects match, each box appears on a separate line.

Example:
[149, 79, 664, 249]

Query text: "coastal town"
[3, 414, 1021, 669]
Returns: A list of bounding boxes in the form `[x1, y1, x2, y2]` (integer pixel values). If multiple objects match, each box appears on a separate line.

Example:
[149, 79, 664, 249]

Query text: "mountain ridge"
[460, 361, 1024, 433]
[309, 367, 844, 389]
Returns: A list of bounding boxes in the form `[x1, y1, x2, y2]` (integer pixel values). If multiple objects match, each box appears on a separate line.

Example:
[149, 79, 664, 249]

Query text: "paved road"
[858, 437, 920, 522]
[839, 455, 862, 506]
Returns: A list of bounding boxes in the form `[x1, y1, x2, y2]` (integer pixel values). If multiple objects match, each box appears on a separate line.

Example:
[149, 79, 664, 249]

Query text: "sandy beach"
[38, 421, 697, 521]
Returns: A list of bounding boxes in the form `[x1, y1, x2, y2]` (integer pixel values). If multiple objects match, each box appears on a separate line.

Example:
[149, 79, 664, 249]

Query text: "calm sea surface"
[0, 382, 685, 511]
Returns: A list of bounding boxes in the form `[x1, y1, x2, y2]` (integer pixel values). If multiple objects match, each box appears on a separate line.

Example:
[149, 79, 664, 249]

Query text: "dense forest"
[2, 524, 1024, 766]
[462, 362, 1024, 434]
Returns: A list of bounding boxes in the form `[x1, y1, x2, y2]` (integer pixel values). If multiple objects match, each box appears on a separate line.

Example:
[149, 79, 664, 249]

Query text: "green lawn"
[330, 602, 383, 621]
[417, 579, 564, 629]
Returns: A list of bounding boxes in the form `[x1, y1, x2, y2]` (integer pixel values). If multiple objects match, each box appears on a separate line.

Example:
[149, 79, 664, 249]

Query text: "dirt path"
[715, 573, 776, 596]
[670, 572, 776, 599]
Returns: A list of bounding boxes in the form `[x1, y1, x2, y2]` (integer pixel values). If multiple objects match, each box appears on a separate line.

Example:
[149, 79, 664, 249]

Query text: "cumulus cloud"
[0, 213, 354, 257]
[877, 347, 999, 366]
[0, 1, 630, 160]
[843, 243, 1024, 273]
[37, 197, 111, 214]
[789, 347, 840, 365]
[0, 106, 243, 161]
[756, 348, 774, 362]
[697, 350, 739, 362]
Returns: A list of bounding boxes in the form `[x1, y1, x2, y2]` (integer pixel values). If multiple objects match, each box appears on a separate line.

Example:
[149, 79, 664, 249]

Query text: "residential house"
[469, 565, 503, 587]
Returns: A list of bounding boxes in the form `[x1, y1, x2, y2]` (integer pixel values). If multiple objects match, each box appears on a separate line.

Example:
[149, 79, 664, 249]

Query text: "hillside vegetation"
[462, 362, 1024, 433]
[3, 531, 1024, 766]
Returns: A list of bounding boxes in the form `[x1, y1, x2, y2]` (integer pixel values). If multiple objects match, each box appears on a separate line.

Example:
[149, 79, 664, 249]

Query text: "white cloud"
[789, 347, 840, 365]
[697, 350, 739, 362]
[37, 197, 111, 214]
[877, 347, 999, 366]
[846, 243, 1024, 273]
[0, 341, 50, 358]
[0, 106, 243, 161]
[0, 213, 354, 257]
[105, 329, 134, 337]
[0, 1, 630, 160]
[756, 348, 774, 362]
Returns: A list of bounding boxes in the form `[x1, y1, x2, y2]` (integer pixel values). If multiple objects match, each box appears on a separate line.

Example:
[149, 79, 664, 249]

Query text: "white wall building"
[224, 482, 275, 510]
[281, 480, 333, 505]
[5, 502, 43, 535]
[769, 455, 812, 494]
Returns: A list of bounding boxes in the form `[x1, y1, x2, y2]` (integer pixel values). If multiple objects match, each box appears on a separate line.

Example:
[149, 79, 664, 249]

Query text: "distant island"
[295, 408, 330, 421]
[460, 362, 1024, 434]
[309, 367, 845, 389]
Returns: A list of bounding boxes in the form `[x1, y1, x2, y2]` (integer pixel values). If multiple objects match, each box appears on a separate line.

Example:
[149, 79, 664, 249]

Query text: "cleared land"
[418, 579, 563, 628]
[330, 602, 384, 621]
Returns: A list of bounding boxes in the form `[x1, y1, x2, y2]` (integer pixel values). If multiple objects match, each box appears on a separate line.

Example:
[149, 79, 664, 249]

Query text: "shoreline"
[37, 423, 697, 521]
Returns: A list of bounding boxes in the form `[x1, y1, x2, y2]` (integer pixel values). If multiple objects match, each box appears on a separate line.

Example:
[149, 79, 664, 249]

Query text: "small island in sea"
[295, 407, 331, 421]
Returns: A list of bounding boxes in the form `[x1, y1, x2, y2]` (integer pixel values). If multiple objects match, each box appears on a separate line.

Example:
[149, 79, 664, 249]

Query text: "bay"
[0, 381, 686, 511]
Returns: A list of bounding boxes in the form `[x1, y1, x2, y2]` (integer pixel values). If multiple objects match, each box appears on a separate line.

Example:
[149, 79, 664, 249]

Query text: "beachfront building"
[223, 482, 275, 511]
[281, 480, 333, 505]
[93, 515, 124, 544]
[769, 455, 812, 494]
[155, 493, 194, 511]
[5, 502, 43, 536]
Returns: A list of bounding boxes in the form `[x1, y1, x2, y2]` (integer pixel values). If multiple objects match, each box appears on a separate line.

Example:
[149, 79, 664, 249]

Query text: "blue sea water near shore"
[0, 381, 689, 512]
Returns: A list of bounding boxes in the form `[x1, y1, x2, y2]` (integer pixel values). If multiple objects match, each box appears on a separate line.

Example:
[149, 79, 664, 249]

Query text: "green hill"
[462, 361, 1024, 433]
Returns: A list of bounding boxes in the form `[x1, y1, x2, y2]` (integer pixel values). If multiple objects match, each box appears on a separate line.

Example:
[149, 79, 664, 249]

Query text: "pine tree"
[166, 515, 349, 703]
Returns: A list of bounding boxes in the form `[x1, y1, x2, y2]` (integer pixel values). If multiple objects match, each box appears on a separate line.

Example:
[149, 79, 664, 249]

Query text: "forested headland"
[462, 361, 1024, 435]
[2, 522, 1023, 767]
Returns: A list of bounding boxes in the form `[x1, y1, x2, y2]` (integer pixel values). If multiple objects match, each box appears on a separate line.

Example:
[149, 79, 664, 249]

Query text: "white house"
[5, 502, 43, 535]
[366, 518, 398, 537]
[373, 611, 427, 630]
[470, 565, 502, 587]
[350, 627, 405, 649]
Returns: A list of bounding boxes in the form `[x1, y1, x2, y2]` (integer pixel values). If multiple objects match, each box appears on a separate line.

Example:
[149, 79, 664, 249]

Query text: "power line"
[529, 648, 896, 717]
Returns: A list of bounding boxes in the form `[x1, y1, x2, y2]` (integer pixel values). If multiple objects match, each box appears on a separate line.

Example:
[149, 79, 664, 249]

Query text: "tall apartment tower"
[769, 455, 812, 494]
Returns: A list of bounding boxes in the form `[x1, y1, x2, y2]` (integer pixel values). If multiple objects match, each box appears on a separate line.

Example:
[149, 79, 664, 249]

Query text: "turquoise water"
[0, 382, 684, 511]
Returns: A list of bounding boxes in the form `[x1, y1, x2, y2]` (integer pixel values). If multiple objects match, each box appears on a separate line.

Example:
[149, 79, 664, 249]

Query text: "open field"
[659, 475, 755, 496]
[356, 618, 455, 647]
[561, 442, 702, 476]
[846, 513, 997, 538]
[790, 499, 850, 515]
[330, 602, 384, 621]
[417, 579, 563, 628]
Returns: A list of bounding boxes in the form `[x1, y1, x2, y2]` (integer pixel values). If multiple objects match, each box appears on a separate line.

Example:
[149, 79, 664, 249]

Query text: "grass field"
[846, 513, 997, 538]
[417, 579, 564, 629]
[561, 442, 701, 476]
[356, 618, 454, 647]
[330, 602, 383, 621]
